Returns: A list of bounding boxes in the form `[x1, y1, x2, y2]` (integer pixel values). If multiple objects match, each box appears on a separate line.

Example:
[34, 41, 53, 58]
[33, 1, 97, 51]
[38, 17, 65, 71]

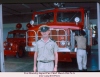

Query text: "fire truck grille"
[37, 29, 68, 48]
[50, 29, 67, 48]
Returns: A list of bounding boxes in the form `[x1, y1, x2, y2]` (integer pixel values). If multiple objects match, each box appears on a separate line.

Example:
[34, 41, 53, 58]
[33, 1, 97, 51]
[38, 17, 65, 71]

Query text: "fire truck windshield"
[8, 33, 25, 38]
[34, 12, 54, 24]
[33, 11, 81, 24]
[57, 11, 81, 22]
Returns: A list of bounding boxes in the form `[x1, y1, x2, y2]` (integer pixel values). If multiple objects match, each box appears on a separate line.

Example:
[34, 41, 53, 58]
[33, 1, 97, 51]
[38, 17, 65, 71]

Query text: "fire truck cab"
[25, 7, 92, 62]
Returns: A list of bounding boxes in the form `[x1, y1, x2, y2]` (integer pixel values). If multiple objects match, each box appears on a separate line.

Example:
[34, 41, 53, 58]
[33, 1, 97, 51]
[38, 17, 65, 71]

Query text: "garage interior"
[0, 2, 100, 72]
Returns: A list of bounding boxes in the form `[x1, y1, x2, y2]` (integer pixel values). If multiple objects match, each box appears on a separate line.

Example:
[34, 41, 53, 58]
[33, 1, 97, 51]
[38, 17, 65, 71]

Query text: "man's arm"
[33, 52, 38, 72]
[53, 42, 58, 71]
[33, 42, 38, 72]
[54, 52, 58, 68]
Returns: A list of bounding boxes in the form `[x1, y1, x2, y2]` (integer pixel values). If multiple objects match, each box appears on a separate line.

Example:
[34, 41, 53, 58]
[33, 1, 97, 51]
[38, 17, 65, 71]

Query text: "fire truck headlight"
[30, 20, 34, 25]
[4, 43, 6, 46]
[67, 41, 70, 46]
[9, 48, 11, 50]
[4, 42, 7, 46]
[60, 40, 66, 46]
[74, 17, 80, 23]
[10, 43, 13, 46]
[32, 42, 36, 46]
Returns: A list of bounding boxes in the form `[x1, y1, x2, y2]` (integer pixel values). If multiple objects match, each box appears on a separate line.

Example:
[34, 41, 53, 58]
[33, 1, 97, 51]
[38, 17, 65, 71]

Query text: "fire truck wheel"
[16, 47, 24, 58]
[4, 55, 7, 60]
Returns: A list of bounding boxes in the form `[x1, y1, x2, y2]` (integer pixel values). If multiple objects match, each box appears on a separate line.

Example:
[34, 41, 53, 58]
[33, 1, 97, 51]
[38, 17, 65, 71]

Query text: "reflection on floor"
[87, 49, 98, 71]
[4, 49, 98, 72]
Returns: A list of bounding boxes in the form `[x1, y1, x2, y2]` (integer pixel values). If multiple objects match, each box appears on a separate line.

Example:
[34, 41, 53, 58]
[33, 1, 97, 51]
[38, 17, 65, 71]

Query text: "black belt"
[78, 48, 86, 50]
[38, 60, 53, 63]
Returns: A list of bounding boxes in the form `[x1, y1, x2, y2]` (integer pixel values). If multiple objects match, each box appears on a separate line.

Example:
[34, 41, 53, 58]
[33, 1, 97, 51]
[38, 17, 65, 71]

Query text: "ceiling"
[2, 3, 97, 24]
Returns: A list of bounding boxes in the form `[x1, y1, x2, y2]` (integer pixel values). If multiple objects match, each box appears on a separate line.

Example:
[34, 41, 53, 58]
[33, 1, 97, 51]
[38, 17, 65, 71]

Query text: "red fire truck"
[25, 7, 92, 62]
[4, 23, 32, 58]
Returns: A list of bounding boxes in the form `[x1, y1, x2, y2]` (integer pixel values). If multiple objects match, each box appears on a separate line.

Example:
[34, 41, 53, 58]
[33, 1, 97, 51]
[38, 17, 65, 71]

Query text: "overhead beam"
[48, 3, 54, 8]
[41, 3, 48, 8]
[3, 10, 22, 17]
[3, 6, 21, 13]
[0, 0, 100, 3]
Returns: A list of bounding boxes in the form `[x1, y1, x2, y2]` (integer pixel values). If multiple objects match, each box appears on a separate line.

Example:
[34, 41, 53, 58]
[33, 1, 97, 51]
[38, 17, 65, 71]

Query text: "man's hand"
[33, 66, 37, 72]
[53, 66, 57, 72]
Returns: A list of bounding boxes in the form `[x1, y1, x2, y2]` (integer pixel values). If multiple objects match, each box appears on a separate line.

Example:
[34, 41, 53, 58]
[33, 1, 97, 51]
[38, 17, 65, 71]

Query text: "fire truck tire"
[16, 47, 25, 58]
[4, 55, 7, 60]
[16, 53, 20, 58]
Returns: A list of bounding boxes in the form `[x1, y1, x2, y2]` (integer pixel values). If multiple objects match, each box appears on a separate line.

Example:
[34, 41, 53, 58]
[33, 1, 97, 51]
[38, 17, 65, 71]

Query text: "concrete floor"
[4, 49, 98, 72]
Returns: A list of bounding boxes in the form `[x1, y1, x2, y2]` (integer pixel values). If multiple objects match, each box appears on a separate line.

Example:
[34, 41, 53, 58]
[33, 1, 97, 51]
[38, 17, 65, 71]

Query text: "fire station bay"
[1, 2, 100, 72]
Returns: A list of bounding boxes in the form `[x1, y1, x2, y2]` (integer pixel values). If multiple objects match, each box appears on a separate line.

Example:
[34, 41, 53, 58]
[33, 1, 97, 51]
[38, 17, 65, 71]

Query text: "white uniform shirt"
[34, 38, 58, 61]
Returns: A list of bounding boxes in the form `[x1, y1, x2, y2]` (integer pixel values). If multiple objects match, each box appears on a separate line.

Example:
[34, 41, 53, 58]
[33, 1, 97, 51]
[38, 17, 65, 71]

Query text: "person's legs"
[37, 61, 54, 72]
[82, 50, 87, 71]
[37, 62, 45, 72]
[44, 61, 54, 72]
[77, 49, 83, 71]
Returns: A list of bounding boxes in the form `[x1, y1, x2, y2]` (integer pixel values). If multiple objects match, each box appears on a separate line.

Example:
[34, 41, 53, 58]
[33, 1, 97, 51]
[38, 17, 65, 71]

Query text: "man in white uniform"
[33, 25, 58, 72]
[75, 30, 87, 71]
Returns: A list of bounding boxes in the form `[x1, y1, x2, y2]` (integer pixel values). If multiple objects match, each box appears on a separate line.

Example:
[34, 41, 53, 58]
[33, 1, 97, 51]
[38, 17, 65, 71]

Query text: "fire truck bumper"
[58, 52, 76, 62]
[25, 46, 35, 52]
[25, 47, 72, 52]
[58, 48, 76, 62]
[4, 50, 17, 56]
[27, 47, 76, 62]
[58, 48, 71, 52]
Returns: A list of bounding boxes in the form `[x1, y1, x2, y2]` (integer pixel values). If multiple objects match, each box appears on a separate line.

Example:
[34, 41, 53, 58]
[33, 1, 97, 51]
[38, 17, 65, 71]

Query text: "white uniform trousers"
[37, 61, 54, 72]
[76, 49, 87, 70]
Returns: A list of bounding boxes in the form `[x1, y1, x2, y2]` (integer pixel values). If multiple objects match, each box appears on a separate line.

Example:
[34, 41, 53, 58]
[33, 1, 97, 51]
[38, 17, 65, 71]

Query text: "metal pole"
[97, 3, 100, 70]
[0, 4, 5, 72]
[85, 13, 88, 29]
[87, 11, 90, 29]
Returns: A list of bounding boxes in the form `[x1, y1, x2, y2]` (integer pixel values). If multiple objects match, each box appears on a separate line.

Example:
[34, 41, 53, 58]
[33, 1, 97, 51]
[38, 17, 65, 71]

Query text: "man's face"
[41, 30, 50, 38]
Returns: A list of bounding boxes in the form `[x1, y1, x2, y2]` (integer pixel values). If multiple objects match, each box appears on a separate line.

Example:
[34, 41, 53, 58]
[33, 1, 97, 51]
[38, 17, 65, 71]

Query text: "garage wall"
[90, 19, 97, 24]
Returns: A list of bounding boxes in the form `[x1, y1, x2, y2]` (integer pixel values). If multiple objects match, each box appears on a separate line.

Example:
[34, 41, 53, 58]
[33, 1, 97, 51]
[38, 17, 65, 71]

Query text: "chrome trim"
[58, 48, 71, 52]
[25, 46, 35, 52]
[25, 46, 71, 52]
[26, 30, 36, 47]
